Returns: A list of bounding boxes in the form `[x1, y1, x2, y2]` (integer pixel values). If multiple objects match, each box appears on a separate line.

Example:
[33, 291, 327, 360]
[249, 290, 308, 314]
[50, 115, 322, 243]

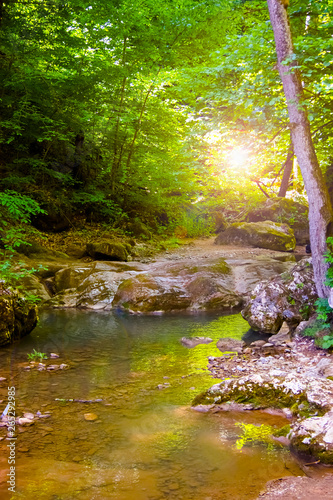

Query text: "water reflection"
[0, 310, 303, 500]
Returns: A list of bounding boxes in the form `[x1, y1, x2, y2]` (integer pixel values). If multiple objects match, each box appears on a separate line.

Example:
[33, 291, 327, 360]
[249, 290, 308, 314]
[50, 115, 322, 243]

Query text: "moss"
[192, 381, 324, 417]
[210, 260, 232, 275]
[274, 425, 291, 437]
[291, 436, 333, 464]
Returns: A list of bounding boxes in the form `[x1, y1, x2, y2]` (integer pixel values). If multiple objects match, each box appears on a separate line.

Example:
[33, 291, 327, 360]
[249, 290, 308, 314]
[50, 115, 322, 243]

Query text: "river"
[0, 310, 304, 499]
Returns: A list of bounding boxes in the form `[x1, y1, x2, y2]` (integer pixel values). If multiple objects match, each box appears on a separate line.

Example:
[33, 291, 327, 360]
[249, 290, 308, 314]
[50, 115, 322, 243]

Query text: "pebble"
[84, 413, 98, 421]
[23, 412, 35, 420]
[50, 353, 60, 358]
[17, 417, 34, 426]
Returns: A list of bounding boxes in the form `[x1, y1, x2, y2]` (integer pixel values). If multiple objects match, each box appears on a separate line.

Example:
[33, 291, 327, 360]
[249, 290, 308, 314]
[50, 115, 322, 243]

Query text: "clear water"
[0, 310, 304, 500]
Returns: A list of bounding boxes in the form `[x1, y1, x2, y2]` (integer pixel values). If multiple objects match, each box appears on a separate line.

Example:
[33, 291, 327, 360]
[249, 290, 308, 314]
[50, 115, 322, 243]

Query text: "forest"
[1, 2, 333, 498]
[0, 0, 331, 242]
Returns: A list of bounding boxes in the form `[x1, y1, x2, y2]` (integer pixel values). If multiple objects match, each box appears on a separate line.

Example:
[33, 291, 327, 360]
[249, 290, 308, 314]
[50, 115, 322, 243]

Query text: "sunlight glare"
[228, 148, 248, 168]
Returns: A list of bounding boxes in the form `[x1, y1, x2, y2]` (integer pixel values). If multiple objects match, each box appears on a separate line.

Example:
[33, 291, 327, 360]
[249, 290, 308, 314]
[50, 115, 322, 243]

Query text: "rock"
[184, 276, 242, 310]
[84, 413, 98, 421]
[113, 274, 192, 313]
[17, 273, 52, 302]
[193, 363, 333, 463]
[54, 266, 91, 293]
[241, 259, 317, 333]
[76, 271, 134, 310]
[113, 269, 242, 314]
[259, 475, 333, 499]
[45, 288, 79, 308]
[215, 221, 296, 252]
[64, 244, 86, 259]
[250, 340, 267, 348]
[181, 337, 213, 348]
[17, 417, 34, 426]
[216, 337, 244, 353]
[0, 286, 38, 347]
[86, 240, 128, 261]
[268, 322, 291, 344]
[290, 410, 333, 463]
[15, 240, 69, 260]
[23, 412, 35, 420]
[248, 197, 309, 245]
[50, 353, 60, 358]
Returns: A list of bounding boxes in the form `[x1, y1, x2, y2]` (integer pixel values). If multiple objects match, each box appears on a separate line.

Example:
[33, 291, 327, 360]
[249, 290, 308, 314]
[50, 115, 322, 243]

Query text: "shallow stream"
[0, 310, 304, 499]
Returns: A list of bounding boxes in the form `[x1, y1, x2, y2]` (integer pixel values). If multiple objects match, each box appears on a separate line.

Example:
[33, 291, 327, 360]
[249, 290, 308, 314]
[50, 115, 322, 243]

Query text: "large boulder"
[0, 285, 38, 346]
[54, 266, 91, 293]
[241, 258, 317, 333]
[248, 197, 309, 245]
[112, 259, 242, 314]
[86, 240, 128, 261]
[113, 274, 193, 313]
[192, 371, 333, 463]
[215, 221, 296, 252]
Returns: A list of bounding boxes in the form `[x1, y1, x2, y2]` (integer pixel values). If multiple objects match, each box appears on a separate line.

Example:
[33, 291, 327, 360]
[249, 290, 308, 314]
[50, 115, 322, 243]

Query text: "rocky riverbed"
[2, 238, 333, 498]
[191, 331, 333, 498]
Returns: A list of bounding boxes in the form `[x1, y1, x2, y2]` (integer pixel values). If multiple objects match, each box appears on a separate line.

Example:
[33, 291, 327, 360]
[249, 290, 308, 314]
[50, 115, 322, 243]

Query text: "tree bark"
[278, 142, 294, 197]
[267, 0, 333, 298]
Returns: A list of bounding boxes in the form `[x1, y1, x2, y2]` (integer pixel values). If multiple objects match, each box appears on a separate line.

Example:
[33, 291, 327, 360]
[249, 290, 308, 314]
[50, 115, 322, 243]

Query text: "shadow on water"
[0, 310, 304, 499]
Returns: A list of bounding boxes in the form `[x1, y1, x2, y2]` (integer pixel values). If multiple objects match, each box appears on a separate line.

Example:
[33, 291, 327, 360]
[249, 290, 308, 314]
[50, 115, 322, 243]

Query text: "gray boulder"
[248, 197, 309, 245]
[241, 258, 317, 333]
[86, 240, 128, 261]
[215, 221, 296, 252]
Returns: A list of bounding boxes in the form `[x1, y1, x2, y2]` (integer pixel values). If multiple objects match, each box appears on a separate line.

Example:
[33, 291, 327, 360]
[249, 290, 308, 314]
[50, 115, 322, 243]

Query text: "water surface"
[0, 310, 303, 499]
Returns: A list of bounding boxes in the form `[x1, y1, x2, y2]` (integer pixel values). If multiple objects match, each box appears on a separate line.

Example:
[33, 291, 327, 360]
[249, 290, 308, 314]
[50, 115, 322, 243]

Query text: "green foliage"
[172, 210, 215, 238]
[0, 260, 46, 288]
[27, 349, 47, 362]
[309, 236, 333, 349]
[235, 423, 275, 451]
[0, 0, 332, 241]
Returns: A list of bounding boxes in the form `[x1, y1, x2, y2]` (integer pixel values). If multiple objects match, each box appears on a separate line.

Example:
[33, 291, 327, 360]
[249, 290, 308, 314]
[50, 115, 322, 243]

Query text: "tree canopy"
[0, 0, 332, 232]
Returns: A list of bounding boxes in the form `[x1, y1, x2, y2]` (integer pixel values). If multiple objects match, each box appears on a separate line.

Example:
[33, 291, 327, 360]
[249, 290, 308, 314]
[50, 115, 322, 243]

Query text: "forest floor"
[156, 236, 308, 261]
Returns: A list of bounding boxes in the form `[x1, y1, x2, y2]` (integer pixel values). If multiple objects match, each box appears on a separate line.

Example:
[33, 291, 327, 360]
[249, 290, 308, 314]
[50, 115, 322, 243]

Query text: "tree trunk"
[267, 0, 333, 298]
[278, 142, 294, 197]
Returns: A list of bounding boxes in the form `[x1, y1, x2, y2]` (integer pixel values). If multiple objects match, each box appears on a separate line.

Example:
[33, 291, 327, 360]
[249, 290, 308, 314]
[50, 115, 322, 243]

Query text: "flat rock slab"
[258, 475, 333, 499]
[36, 240, 300, 312]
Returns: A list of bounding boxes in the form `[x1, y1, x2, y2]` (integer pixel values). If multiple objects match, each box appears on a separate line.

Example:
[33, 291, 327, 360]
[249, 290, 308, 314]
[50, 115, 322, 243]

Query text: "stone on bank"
[0, 284, 38, 346]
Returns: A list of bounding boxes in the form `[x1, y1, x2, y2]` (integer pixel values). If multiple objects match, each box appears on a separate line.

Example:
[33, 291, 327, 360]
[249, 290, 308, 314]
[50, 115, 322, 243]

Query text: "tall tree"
[267, 0, 333, 298]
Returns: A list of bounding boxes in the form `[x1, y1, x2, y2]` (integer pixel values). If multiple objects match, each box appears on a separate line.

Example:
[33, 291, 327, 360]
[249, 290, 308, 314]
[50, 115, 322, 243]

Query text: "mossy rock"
[54, 266, 91, 293]
[248, 197, 309, 245]
[0, 288, 38, 347]
[113, 274, 192, 313]
[185, 276, 242, 311]
[86, 240, 128, 261]
[16, 241, 70, 260]
[215, 221, 296, 252]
